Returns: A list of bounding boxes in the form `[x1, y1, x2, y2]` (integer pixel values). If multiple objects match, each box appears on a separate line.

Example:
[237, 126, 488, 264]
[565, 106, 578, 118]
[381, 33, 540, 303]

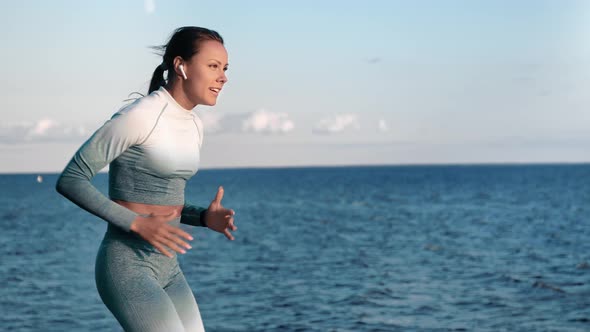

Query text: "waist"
[108, 170, 188, 206]
[113, 199, 183, 218]
[109, 200, 183, 246]
[109, 189, 185, 206]
[104, 221, 181, 253]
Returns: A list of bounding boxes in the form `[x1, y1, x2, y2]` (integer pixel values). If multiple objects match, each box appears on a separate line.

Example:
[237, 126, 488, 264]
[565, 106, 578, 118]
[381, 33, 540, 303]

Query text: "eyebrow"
[209, 59, 229, 67]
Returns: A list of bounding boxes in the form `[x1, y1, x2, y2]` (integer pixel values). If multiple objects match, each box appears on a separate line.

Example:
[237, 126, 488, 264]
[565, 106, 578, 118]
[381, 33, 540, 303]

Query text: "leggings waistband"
[103, 215, 182, 253]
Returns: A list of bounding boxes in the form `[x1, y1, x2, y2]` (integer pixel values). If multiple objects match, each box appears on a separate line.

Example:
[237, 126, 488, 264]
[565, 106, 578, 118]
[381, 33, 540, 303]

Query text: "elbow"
[55, 173, 74, 197]
[55, 174, 65, 196]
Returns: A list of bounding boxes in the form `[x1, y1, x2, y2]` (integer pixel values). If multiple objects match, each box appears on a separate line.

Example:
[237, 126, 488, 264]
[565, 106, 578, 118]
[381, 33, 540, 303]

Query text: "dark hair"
[148, 26, 224, 94]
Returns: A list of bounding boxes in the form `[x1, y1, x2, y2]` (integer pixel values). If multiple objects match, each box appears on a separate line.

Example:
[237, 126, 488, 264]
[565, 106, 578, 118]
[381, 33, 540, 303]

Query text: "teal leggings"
[95, 221, 205, 332]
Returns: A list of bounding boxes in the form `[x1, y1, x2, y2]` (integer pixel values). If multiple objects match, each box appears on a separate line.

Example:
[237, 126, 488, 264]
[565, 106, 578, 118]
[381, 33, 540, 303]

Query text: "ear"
[172, 56, 186, 79]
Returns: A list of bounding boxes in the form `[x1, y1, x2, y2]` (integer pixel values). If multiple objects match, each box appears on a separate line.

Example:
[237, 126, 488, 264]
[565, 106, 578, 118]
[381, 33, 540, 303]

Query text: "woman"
[56, 26, 236, 332]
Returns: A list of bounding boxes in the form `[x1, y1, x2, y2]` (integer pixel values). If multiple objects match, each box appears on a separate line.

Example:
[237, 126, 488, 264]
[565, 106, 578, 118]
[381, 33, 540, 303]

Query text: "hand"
[130, 212, 193, 258]
[205, 186, 237, 240]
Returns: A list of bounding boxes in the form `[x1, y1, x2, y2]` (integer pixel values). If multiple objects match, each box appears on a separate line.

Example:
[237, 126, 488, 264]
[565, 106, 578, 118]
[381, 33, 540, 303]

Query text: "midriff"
[113, 199, 183, 218]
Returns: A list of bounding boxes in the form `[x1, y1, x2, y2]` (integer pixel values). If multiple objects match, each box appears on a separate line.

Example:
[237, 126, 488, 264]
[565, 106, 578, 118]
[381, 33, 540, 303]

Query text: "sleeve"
[180, 201, 208, 227]
[55, 108, 154, 232]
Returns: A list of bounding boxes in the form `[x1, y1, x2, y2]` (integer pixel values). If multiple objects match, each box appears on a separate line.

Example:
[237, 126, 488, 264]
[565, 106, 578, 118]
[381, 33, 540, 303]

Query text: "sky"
[1, 0, 589, 173]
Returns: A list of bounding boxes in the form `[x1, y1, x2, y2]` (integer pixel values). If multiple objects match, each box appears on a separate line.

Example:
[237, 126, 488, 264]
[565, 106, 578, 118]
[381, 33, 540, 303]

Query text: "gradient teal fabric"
[56, 87, 207, 231]
[96, 221, 205, 331]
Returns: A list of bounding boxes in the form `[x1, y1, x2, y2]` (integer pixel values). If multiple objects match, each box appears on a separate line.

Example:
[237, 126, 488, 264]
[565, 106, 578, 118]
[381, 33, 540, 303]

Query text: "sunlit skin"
[115, 40, 235, 258]
[167, 39, 229, 109]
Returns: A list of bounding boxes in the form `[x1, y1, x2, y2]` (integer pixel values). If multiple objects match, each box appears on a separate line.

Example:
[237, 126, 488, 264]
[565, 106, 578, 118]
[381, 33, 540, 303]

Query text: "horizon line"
[2, 161, 590, 175]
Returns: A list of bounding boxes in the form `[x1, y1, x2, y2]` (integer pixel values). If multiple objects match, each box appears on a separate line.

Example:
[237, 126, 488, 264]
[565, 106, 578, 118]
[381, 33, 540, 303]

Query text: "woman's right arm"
[56, 108, 151, 232]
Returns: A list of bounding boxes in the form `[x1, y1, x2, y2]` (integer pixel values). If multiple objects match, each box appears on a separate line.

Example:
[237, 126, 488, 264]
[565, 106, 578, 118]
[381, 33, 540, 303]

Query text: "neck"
[164, 83, 196, 111]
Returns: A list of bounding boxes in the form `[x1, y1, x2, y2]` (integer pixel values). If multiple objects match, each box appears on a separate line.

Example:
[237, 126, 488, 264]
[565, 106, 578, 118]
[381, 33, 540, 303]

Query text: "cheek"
[191, 71, 212, 89]
[187, 78, 206, 95]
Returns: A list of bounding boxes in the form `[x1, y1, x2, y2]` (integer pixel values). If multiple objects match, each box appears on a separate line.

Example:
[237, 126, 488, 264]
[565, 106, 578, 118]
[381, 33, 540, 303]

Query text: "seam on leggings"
[163, 267, 183, 290]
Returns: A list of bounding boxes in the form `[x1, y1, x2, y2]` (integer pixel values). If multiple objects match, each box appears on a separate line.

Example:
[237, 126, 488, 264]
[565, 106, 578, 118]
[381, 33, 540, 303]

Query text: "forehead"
[194, 40, 228, 64]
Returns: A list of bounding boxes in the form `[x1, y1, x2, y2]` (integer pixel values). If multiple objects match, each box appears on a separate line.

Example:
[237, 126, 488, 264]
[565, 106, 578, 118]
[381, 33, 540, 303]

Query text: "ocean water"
[1, 165, 589, 332]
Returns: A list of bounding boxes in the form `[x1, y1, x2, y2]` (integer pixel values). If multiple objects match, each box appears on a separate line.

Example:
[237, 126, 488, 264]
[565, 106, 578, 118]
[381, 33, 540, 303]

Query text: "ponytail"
[148, 63, 168, 94]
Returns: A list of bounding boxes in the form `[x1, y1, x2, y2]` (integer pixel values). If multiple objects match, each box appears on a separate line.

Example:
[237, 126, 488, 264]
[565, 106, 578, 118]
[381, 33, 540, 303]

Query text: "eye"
[223, 67, 228, 72]
[209, 64, 218, 69]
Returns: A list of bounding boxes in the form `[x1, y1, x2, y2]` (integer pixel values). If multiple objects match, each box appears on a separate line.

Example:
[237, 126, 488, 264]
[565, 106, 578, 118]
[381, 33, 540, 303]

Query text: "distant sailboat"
[37, 175, 43, 183]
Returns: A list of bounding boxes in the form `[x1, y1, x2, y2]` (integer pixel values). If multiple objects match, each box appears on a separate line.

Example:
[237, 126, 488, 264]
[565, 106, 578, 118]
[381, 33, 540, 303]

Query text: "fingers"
[152, 242, 173, 258]
[138, 214, 195, 257]
[223, 228, 235, 241]
[164, 231, 192, 250]
[168, 226, 194, 242]
[152, 233, 190, 257]
[225, 215, 237, 231]
[163, 225, 193, 250]
[218, 208, 234, 218]
[160, 237, 187, 255]
[205, 202, 237, 241]
[213, 186, 224, 204]
[154, 225, 193, 256]
[222, 208, 235, 216]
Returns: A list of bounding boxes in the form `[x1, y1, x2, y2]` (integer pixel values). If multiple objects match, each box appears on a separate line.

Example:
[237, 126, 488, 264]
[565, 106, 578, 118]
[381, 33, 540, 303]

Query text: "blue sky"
[1, 0, 589, 173]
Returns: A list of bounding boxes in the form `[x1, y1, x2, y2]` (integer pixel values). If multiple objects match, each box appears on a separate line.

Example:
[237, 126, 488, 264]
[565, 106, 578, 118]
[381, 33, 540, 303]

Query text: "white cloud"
[378, 119, 388, 132]
[313, 114, 359, 134]
[198, 112, 223, 134]
[144, 0, 156, 14]
[197, 109, 295, 135]
[31, 118, 58, 136]
[241, 109, 294, 134]
[0, 119, 92, 143]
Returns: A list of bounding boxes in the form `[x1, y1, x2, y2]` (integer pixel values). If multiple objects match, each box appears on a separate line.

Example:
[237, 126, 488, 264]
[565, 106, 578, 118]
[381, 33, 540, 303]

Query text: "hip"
[96, 224, 182, 284]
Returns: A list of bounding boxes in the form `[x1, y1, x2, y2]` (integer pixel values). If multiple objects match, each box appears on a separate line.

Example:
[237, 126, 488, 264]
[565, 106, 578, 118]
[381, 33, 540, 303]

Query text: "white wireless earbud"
[179, 64, 188, 80]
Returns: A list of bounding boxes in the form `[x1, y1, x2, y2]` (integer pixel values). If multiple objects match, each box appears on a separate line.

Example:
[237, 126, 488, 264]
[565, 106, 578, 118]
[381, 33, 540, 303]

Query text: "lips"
[209, 87, 221, 95]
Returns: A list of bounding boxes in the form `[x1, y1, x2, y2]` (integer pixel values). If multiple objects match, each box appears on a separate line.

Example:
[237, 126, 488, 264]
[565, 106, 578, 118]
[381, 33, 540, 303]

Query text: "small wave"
[330, 294, 370, 306]
[474, 192, 491, 200]
[364, 287, 394, 299]
[423, 243, 442, 251]
[1, 211, 19, 221]
[532, 281, 565, 293]
[501, 274, 523, 283]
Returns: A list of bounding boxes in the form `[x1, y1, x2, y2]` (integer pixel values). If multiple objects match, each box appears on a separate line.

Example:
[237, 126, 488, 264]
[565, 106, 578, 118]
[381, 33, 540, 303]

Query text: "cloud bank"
[378, 119, 388, 132]
[242, 109, 294, 134]
[198, 111, 223, 134]
[0, 119, 91, 143]
[313, 114, 359, 135]
[198, 109, 295, 135]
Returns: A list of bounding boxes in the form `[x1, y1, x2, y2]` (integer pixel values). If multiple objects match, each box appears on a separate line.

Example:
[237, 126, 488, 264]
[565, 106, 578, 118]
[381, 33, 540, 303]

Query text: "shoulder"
[113, 91, 167, 122]
[99, 91, 168, 142]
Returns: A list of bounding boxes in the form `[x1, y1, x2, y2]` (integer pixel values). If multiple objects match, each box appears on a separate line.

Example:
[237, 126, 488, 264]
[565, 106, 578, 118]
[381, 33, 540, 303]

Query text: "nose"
[218, 72, 228, 84]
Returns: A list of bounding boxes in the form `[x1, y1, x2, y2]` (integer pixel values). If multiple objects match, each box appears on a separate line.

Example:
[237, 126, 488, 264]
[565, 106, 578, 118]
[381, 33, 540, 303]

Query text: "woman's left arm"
[182, 187, 237, 240]
[180, 202, 208, 227]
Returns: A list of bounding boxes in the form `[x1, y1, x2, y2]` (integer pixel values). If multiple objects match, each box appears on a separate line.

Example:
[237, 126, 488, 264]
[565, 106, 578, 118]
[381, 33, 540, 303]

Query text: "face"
[181, 40, 229, 107]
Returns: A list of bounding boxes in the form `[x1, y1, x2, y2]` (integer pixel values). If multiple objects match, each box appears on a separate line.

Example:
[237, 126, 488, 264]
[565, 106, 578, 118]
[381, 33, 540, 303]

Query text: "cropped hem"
[109, 192, 185, 206]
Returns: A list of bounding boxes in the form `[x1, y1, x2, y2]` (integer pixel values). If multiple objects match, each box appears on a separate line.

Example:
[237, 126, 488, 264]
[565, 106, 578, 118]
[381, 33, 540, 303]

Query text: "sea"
[1, 164, 589, 332]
